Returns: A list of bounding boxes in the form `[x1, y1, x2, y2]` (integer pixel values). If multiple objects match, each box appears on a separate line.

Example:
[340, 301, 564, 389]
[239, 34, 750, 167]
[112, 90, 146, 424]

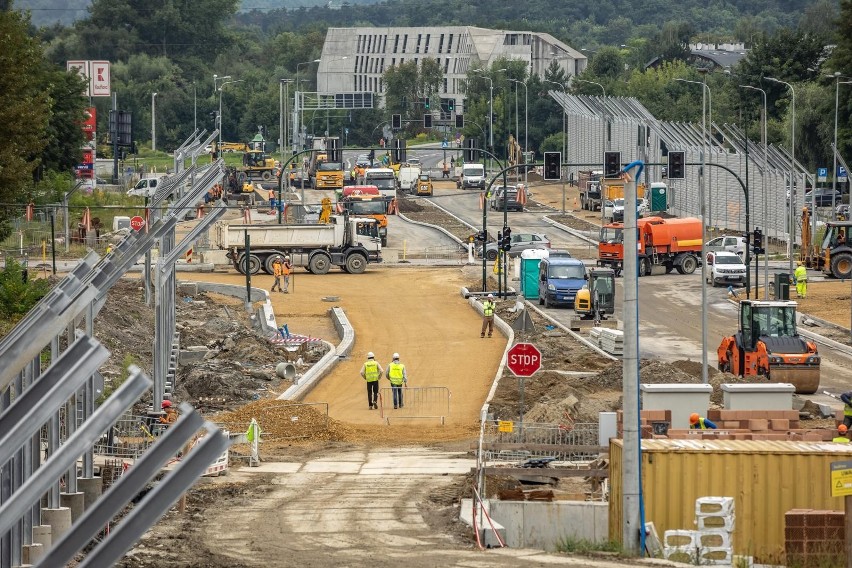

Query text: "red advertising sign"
[506, 343, 542, 377]
[82, 107, 96, 132]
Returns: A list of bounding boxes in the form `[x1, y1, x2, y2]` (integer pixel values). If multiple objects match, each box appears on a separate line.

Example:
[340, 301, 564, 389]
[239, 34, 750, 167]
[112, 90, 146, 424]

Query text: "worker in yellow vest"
[833, 424, 850, 443]
[794, 262, 808, 298]
[386, 353, 408, 409]
[480, 294, 495, 338]
[359, 352, 384, 410]
[689, 413, 718, 430]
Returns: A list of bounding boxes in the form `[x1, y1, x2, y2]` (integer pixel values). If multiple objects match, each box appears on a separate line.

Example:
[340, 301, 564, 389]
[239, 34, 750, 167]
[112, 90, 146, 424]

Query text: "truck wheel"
[639, 258, 651, 277]
[678, 255, 698, 275]
[239, 254, 261, 275]
[830, 252, 852, 279]
[345, 253, 367, 274]
[381, 236, 388, 247]
[261, 171, 272, 181]
[309, 253, 331, 275]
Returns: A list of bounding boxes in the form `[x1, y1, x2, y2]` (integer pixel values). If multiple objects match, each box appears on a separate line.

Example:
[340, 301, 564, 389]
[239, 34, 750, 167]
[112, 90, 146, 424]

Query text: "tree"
[39, 67, 87, 173]
[383, 58, 442, 137]
[587, 46, 625, 79]
[0, 10, 51, 239]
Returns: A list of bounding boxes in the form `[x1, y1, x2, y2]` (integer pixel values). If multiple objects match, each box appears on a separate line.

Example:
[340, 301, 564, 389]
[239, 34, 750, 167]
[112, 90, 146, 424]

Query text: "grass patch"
[556, 536, 624, 555]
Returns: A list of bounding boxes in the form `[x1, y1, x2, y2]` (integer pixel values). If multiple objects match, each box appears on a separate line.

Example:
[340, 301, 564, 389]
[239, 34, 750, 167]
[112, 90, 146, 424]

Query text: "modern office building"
[317, 26, 587, 109]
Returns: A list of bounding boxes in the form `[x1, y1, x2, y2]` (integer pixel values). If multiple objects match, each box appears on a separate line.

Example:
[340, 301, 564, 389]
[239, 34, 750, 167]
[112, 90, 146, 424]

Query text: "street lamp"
[830, 73, 852, 216]
[544, 79, 568, 165]
[741, 84, 769, 299]
[676, 77, 714, 228]
[766, 77, 797, 275]
[320, 56, 349, 92]
[218, 79, 244, 151]
[574, 78, 607, 150]
[509, 79, 528, 186]
[279, 79, 293, 164]
[471, 68, 506, 168]
[213, 75, 232, 151]
[151, 92, 158, 152]
[295, 59, 321, 151]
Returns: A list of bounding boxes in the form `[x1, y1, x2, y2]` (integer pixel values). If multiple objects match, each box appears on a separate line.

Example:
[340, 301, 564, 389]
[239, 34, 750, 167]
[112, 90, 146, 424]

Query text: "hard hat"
[161, 400, 172, 408]
[840, 424, 848, 434]
[285, 256, 290, 260]
[392, 352, 400, 360]
[689, 413, 699, 424]
[367, 352, 375, 359]
[797, 261, 803, 266]
[487, 294, 494, 298]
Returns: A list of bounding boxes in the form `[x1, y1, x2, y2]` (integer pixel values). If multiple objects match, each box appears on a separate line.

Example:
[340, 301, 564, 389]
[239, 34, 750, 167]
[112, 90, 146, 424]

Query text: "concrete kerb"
[542, 215, 599, 246]
[525, 302, 618, 361]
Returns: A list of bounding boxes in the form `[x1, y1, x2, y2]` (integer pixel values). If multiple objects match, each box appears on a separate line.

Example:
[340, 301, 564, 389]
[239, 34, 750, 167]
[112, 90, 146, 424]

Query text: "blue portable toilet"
[520, 249, 549, 299]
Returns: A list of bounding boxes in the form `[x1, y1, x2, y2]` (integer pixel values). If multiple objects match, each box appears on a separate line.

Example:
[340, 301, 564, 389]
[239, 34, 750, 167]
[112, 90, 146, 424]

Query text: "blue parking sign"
[817, 167, 828, 182]
[839, 166, 848, 182]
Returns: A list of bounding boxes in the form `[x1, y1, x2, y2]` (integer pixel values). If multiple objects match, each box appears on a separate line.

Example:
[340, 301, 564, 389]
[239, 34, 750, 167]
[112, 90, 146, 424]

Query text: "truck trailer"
[598, 216, 702, 277]
[215, 214, 381, 275]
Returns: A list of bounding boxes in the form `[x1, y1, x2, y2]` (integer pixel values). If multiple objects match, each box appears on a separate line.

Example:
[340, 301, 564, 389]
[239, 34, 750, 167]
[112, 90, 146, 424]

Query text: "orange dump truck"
[338, 185, 389, 246]
[598, 216, 703, 277]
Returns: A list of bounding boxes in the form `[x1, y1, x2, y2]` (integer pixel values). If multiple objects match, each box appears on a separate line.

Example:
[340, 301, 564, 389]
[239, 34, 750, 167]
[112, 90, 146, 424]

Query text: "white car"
[706, 235, 747, 258]
[705, 251, 746, 287]
[610, 198, 648, 221]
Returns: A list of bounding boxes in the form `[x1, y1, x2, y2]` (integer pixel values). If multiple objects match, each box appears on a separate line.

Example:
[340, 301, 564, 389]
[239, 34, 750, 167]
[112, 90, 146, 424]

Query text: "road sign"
[830, 460, 852, 497]
[129, 216, 146, 231]
[507, 342, 542, 377]
[498, 420, 514, 433]
[441, 139, 448, 149]
[839, 166, 848, 183]
[817, 167, 828, 182]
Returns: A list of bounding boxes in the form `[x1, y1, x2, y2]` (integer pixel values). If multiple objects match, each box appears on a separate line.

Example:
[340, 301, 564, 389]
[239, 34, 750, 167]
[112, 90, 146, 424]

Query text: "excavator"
[800, 207, 852, 279]
[717, 300, 820, 394]
[574, 268, 615, 325]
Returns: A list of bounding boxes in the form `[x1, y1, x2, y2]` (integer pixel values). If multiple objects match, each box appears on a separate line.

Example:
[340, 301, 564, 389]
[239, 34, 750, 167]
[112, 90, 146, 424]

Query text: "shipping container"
[609, 439, 852, 563]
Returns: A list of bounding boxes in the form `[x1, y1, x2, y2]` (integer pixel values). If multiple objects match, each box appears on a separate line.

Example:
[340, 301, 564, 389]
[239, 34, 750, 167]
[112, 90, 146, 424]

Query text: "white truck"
[364, 168, 397, 200]
[397, 165, 421, 193]
[214, 214, 382, 275]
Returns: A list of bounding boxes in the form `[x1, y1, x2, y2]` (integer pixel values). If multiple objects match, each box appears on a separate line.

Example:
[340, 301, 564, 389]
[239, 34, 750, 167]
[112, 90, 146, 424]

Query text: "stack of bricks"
[694, 497, 735, 565]
[664, 409, 835, 441]
[785, 509, 845, 566]
[615, 409, 672, 439]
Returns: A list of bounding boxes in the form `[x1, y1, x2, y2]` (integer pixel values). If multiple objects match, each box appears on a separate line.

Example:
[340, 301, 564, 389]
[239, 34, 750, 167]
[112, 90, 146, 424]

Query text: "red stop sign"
[130, 216, 146, 231]
[507, 343, 542, 377]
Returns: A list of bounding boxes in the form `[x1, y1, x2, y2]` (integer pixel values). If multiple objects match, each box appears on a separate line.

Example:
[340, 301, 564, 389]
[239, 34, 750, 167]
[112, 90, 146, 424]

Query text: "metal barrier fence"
[90, 412, 169, 459]
[482, 420, 600, 463]
[379, 386, 450, 424]
[400, 244, 467, 263]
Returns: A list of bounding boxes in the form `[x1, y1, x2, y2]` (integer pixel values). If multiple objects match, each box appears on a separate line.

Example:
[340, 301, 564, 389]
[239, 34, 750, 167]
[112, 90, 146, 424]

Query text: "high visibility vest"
[363, 360, 380, 382]
[844, 403, 852, 417]
[833, 436, 850, 444]
[794, 266, 807, 282]
[282, 262, 291, 276]
[273, 262, 283, 276]
[483, 300, 495, 317]
[388, 362, 405, 386]
[690, 418, 710, 430]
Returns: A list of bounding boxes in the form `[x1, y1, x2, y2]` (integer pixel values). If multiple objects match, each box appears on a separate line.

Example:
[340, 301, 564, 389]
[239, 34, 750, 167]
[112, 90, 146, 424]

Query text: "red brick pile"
[616, 409, 837, 441]
[785, 509, 844, 566]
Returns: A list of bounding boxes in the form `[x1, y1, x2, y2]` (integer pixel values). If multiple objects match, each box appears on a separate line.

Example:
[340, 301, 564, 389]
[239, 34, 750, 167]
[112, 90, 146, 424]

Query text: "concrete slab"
[242, 462, 302, 474]
[301, 461, 361, 473]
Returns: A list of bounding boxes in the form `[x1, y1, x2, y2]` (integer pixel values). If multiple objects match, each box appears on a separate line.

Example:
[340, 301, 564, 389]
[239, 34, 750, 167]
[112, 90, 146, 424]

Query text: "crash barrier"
[481, 420, 601, 463]
[379, 386, 450, 424]
[91, 411, 170, 459]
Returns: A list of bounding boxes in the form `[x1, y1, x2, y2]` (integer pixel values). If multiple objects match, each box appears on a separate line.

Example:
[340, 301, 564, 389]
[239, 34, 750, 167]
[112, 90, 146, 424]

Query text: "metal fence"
[482, 420, 600, 463]
[399, 244, 467, 263]
[90, 412, 169, 459]
[379, 386, 450, 424]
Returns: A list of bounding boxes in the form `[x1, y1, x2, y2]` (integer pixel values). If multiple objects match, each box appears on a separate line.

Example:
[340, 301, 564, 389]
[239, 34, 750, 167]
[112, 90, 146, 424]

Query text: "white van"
[457, 163, 485, 190]
[397, 165, 421, 193]
[127, 174, 169, 197]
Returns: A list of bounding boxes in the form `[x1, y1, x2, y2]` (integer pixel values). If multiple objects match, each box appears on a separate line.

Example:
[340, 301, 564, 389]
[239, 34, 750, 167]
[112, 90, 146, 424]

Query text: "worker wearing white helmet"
[282, 255, 293, 293]
[386, 353, 408, 409]
[481, 293, 496, 338]
[271, 256, 284, 293]
[360, 352, 384, 410]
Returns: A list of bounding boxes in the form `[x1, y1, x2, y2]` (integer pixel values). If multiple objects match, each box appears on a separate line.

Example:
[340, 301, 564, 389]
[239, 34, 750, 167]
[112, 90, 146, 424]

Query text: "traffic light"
[501, 227, 512, 252]
[392, 114, 402, 130]
[424, 97, 430, 109]
[455, 114, 464, 128]
[753, 228, 764, 254]
[464, 138, 478, 162]
[604, 151, 621, 178]
[424, 114, 432, 128]
[448, 98, 455, 111]
[543, 152, 561, 181]
[668, 151, 685, 180]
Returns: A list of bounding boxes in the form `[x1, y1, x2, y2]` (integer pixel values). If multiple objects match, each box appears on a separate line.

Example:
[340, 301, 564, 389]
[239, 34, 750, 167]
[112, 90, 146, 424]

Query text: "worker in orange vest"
[268, 189, 276, 211]
[282, 256, 292, 293]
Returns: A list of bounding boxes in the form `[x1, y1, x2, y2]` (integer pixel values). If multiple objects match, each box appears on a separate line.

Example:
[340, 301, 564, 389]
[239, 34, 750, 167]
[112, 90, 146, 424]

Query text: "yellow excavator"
[800, 208, 852, 279]
[574, 268, 615, 325]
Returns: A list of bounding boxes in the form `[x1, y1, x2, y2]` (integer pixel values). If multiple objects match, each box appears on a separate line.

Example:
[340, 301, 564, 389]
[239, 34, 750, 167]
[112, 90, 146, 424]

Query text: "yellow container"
[609, 439, 852, 563]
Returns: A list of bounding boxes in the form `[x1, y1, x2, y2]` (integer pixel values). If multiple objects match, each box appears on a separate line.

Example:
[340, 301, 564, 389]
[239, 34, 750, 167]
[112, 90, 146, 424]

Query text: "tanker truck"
[598, 216, 702, 277]
[214, 214, 381, 275]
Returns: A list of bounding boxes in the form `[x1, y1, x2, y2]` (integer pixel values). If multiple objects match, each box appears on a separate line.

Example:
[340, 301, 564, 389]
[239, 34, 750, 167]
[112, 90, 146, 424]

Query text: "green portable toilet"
[520, 249, 549, 299]
[649, 182, 668, 213]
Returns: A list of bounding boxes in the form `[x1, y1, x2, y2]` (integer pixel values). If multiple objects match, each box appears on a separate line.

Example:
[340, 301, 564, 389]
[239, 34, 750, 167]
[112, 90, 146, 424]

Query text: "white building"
[317, 26, 587, 110]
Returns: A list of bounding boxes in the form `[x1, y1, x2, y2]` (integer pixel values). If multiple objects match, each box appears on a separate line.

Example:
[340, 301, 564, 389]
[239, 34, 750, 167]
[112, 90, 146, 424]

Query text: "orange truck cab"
[338, 185, 389, 246]
[598, 216, 703, 277]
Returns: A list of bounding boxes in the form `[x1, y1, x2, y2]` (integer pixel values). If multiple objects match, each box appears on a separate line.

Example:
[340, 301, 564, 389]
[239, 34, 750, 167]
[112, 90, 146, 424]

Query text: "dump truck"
[598, 216, 702, 277]
[718, 300, 820, 394]
[801, 209, 852, 279]
[215, 214, 381, 276]
[578, 170, 603, 210]
[338, 185, 389, 246]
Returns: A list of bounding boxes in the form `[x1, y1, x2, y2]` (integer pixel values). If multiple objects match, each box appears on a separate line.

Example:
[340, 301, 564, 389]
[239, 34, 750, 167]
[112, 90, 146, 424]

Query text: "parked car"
[705, 251, 746, 287]
[705, 235, 747, 258]
[611, 197, 648, 222]
[804, 188, 842, 209]
[836, 203, 850, 220]
[479, 232, 550, 261]
[489, 185, 523, 212]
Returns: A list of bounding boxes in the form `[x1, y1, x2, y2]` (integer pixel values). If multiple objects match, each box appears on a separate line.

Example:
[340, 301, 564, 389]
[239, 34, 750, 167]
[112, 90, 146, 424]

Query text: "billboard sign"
[67, 60, 90, 97]
[91, 61, 110, 96]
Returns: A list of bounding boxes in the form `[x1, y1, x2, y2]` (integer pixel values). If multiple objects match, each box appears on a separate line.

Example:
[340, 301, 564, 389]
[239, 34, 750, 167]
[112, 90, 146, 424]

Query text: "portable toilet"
[520, 249, 549, 299]
[649, 182, 668, 213]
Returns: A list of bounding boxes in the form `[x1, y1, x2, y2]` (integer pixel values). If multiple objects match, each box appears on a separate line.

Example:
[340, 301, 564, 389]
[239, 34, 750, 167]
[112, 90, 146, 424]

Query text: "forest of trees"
[4, 0, 852, 230]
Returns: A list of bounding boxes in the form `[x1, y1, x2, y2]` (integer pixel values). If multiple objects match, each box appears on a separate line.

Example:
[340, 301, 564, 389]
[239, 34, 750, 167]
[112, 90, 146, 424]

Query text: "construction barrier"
[185, 247, 193, 263]
[482, 420, 600, 463]
[379, 386, 450, 424]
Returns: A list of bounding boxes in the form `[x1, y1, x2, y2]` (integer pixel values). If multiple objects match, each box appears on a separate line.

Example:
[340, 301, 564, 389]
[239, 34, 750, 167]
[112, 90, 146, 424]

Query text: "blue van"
[537, 254, 587, 308]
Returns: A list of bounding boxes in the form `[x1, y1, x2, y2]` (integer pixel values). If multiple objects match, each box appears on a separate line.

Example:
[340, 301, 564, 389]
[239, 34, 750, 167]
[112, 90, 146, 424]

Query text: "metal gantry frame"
[0, 140, 230, 567]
